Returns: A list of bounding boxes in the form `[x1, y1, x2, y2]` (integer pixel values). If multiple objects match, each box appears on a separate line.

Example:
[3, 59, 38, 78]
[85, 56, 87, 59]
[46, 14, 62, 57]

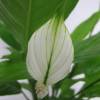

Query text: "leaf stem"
[21, 90, 30, 100]
[74, 78, 100, 99]
[28, 79, 38, 100]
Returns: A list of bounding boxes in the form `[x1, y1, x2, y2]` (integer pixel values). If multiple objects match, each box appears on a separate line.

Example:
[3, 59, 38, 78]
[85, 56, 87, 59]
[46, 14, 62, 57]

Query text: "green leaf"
[73, 57, 100, 76]
[72, 57, 100, 90]
[60, 78, 74, 99]
[0, 25, 21, 50]
[74, 33, 100, 63]
[81, 82, 100, 98]
[0, 0, 78, 49]
[63, 0, 79, 19]
[71, 33, 100, 99]
[71, 11, 100, 42]
[53, 76, 76, 99]
[74, 72, 100, 99]
[0, 43, 30, 81]
[0, 81, 21, 95]
[0, 58, 29, 81]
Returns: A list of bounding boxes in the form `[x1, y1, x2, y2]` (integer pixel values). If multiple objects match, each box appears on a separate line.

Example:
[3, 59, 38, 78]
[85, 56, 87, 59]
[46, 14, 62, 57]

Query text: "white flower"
[26, 16, 74, 98]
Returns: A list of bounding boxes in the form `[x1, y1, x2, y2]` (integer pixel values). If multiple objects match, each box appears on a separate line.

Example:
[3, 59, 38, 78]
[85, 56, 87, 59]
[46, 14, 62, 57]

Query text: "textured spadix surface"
[26, 16, 74, 98]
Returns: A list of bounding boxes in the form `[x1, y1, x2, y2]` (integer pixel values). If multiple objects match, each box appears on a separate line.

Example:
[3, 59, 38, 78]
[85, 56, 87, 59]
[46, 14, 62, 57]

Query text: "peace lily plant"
[0, 0, 100, 100]
[26, 14, 74, 98]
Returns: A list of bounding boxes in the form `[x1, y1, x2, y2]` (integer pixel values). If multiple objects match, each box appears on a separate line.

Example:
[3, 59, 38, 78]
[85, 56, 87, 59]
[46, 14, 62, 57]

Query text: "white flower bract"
[26, 16, 74, 98]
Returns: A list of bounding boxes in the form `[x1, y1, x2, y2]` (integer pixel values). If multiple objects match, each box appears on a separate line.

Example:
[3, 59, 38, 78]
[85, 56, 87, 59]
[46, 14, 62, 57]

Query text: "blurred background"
[0, 0, 100, 100]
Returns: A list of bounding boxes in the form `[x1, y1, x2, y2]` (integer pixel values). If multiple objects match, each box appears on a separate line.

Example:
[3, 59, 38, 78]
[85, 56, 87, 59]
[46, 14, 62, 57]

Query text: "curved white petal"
[26, 16, 74, 98]
[47, 26, 74, 85]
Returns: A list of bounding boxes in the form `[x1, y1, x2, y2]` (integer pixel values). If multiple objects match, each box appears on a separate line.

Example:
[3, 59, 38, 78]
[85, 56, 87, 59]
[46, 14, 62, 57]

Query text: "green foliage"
[81, 82, 100, 98]
[0, 51, 29, 81]
[0, 0, 79, 50]
[0, 81, 21, 95]
[0, 0, 100, 99]
[0, 25, 21, 50]
[60, 79, 74, 99]
[0, 60, 29, 81]
[71, 11, 100, 42]
[74, 32, 100, 63]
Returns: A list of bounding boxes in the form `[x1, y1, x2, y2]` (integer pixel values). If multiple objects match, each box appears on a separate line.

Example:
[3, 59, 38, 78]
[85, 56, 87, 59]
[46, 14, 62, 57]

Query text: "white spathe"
[26, 16, 74, 98]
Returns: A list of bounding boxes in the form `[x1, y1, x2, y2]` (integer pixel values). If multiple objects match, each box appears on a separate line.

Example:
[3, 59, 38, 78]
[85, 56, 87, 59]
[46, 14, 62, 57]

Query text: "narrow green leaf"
[71, 11, 100, 42]
[0, 81, 21, 95]
[0, 26, 21, 50]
